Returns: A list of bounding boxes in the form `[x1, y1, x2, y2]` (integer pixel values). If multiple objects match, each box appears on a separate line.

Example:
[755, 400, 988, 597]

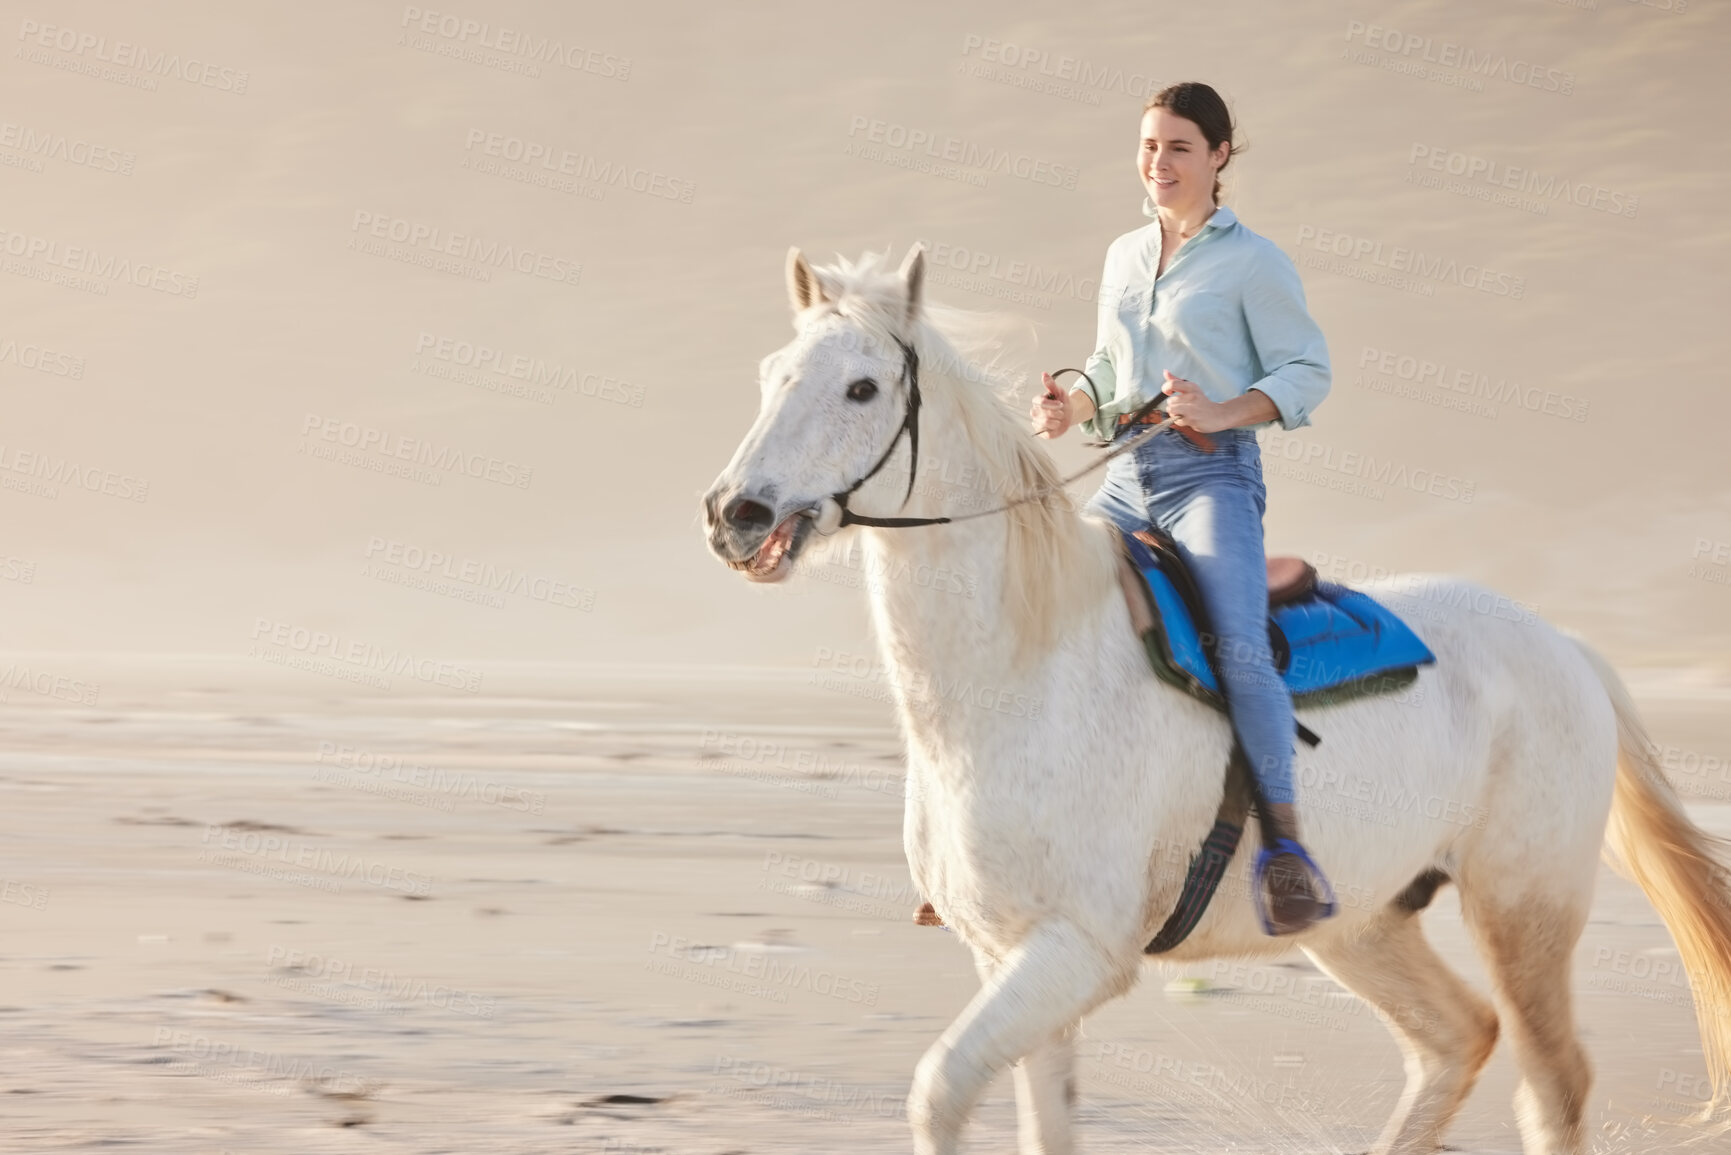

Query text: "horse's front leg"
[911, 918, 1129, 1155]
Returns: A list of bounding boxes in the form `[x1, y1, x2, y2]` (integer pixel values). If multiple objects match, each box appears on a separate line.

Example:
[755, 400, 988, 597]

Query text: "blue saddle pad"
[1120, 530, 1436, 709]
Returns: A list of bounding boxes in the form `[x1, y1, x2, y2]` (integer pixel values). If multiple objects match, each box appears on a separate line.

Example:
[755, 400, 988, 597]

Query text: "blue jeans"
[1084, 423, 1297, 805]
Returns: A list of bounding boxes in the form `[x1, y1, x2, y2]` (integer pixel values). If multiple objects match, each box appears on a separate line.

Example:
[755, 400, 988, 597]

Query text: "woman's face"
[1138, 107, 1229, 213]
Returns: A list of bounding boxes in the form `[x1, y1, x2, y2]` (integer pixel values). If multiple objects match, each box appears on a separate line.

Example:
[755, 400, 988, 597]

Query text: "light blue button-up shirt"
[1075, 200, 1330, 441]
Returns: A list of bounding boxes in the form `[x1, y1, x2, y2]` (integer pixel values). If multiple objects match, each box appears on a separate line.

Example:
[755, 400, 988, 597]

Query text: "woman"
[1032, 82, 1334, 935]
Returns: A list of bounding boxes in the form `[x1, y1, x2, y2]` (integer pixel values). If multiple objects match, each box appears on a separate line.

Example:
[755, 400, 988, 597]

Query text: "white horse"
[700, 244, 1731, 1155]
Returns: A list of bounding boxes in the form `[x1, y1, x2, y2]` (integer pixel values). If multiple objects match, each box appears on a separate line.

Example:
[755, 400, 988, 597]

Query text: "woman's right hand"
[1030, 372, 1071, 439]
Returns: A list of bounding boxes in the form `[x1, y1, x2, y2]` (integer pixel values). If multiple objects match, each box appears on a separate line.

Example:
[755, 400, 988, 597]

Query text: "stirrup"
[1252, 837, 1338, 936]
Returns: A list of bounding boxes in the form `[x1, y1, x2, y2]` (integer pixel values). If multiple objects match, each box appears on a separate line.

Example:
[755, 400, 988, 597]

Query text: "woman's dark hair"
[1143, 82, 1239, 203]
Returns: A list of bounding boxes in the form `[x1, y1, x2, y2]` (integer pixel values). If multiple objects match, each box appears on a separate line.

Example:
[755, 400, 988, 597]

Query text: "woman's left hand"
[1161, 372, 1233, 434]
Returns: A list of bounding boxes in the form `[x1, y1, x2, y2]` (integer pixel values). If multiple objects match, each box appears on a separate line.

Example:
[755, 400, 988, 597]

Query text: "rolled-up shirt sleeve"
[1243, 246, 1330, 431]
[1078, 343, 1115, 438]
[1075, 252, 1121, 440]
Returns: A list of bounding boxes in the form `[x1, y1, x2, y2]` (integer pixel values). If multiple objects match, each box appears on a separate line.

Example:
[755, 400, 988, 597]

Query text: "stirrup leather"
[1252, 838, 1339, 936]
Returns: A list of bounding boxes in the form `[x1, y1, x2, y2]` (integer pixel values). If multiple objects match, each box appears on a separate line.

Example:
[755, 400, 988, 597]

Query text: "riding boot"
[1258, 801, 1330, 935]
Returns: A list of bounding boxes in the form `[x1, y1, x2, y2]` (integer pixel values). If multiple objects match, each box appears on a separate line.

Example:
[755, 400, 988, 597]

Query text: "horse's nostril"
[723, 496, 775, 532]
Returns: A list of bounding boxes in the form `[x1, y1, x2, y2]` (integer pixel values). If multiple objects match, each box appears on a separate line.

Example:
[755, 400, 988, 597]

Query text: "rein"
[819, 353, 1174, 533]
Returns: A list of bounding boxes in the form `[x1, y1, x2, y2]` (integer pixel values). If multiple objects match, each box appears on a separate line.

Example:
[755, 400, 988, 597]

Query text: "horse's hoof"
[914, 901, 945, 927]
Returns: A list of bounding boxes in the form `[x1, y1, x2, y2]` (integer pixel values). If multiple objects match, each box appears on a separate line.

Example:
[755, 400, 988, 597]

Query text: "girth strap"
[1144, 741, 1256, 954]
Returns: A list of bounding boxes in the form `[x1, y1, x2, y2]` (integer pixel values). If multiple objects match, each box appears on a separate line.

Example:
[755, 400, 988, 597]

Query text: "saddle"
[917, 530, 1438, 947]
[1116, 527, 1436, 711]
[1109, 526, 1437, 952]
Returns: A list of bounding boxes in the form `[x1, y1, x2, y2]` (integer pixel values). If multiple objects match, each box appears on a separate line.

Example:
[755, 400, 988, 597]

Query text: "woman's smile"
[1138, 106, 1229, 219]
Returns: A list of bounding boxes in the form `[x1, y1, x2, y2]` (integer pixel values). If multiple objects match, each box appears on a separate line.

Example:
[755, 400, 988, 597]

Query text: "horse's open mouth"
[732, 511, 813, 583]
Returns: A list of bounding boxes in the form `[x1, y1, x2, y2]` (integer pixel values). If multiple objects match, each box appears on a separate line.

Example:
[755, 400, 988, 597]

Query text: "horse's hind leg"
[961, 950, 1081, 1155]
[1460, 891, 1592, 1155]
[911, 919, 1129, 1155]
[1303, 904, 1500, 1155]
[1012, 1023, 1079, 1155]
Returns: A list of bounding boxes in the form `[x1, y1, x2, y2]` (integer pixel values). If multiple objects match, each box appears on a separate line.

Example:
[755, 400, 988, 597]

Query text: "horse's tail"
[1576, 637, 1731, 1113]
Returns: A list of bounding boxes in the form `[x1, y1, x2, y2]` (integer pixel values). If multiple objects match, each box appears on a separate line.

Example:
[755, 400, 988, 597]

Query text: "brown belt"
[1117, 409, 1216, 452]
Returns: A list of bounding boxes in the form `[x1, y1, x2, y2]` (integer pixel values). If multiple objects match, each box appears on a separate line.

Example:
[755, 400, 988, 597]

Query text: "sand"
[0, 657, 1722, 1152]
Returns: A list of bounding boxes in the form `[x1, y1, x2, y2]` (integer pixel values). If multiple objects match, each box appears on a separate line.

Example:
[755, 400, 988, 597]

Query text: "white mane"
[804, 250, 1118, 668]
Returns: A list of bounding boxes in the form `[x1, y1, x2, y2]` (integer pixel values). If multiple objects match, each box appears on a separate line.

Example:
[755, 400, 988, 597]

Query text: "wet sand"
[0, 658, 1725, 1152]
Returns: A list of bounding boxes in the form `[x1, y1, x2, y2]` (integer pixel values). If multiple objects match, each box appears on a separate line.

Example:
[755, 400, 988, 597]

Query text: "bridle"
[812, 337, 1176, 533]
[822, 337, 936, 530]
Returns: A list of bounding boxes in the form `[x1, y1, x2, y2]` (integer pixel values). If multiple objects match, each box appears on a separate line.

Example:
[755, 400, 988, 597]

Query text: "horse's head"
[702, 244, 926, 582]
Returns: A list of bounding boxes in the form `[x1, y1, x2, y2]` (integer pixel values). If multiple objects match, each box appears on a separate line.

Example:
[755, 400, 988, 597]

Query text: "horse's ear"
[899, 243, 926, 324]
[786, 247, 828, 313]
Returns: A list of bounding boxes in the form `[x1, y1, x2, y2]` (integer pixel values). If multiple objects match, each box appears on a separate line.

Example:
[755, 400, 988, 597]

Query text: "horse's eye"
[846, 378, 878, 402]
